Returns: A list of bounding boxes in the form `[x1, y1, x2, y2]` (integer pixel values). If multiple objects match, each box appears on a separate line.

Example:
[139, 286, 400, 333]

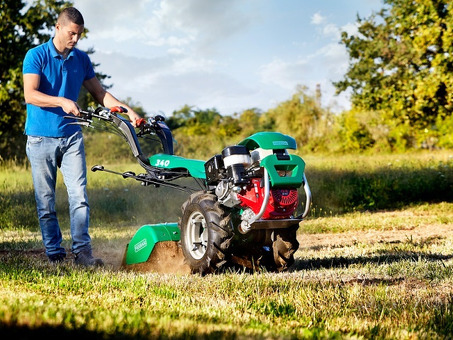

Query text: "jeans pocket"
[27, 136, 43, 145]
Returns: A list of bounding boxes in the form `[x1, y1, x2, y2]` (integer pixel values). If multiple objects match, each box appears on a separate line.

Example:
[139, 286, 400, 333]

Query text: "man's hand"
[60, 97, 81, 116]
[83, 77, 143, 126]
[127, 110, 142, 127]
[23, 74, 81, 115]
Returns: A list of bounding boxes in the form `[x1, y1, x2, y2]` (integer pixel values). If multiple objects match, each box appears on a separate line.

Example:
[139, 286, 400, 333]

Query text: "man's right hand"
[60, 97, 81, 116]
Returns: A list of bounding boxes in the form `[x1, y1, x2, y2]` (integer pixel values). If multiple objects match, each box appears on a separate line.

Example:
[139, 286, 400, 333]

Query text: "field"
[1, 151, 453, 339]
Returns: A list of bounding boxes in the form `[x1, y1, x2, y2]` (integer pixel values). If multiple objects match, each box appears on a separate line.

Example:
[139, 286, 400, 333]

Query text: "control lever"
[91, 165, 136, 179]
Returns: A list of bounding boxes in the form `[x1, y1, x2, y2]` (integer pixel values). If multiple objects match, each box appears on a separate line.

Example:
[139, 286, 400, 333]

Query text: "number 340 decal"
[155, 159, 170, 167]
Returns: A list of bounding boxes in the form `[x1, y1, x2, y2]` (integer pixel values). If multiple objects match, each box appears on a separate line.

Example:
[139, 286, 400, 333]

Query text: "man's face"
[55, 21, 84, 50]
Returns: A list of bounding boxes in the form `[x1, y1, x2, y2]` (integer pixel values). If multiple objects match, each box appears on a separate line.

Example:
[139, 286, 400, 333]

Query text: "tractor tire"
[271, 226, 299, 271]
[179, 192, 233, 275]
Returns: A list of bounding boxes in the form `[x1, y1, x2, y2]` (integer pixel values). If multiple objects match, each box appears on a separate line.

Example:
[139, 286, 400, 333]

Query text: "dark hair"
[58, 7, 84, 26]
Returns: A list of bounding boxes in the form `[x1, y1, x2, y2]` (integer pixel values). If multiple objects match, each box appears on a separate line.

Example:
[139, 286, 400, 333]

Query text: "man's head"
[54, 7, 84, 52]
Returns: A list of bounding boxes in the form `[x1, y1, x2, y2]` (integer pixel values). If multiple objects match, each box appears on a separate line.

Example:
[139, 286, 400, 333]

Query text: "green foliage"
[266, 86, 336, 153]
[335, 0, 453, 149]
[437, 114, 453, 148]
[167, 105, 265, 159]
[165, 87, 339, 159]
[0, 0, 112, 161]
[303, 152, 453, 215]
[0, 0, 70, 160]
[338, 110, 376, 152]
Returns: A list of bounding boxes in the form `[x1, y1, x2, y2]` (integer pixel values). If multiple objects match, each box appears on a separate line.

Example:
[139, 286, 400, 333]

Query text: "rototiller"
[67, 106, 311, 274]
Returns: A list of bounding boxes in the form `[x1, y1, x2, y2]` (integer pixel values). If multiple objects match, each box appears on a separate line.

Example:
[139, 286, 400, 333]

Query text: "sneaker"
[74, 250, 104, 267]
[48, 253, 66, 264]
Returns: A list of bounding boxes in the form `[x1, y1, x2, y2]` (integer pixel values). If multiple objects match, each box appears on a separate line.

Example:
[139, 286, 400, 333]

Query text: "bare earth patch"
[5, 219, 452, 276]
[298, 223, 453, 250]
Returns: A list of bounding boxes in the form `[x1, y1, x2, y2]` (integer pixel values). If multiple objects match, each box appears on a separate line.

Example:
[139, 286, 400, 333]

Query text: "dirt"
[6, 222, 452, 274]
[2, 241, 191, 275]
[120, 241, 191, 275]
[297, 223, 453, 250]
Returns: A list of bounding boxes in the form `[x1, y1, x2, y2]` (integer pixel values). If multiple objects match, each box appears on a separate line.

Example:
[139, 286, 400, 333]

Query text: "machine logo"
[155, 159, 171, 167]
[134, 238, 147, 252]
[273, 141, 288, 146]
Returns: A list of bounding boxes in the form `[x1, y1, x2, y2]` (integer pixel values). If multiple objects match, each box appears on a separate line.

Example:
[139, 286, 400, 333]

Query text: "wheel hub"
[186, 211, 208, 260]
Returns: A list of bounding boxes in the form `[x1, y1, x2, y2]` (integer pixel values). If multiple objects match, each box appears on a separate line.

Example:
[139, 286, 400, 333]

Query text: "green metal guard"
[260, 154, 305, 188]
[126, 223, 180, 265]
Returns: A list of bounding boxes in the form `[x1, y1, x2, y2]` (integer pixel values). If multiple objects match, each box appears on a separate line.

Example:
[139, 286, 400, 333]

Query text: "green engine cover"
[125, 223, 180, 265]
[238, 132, 297, 150]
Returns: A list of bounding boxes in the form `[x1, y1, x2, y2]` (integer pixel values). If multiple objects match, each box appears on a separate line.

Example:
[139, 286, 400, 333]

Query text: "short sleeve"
[23, 48, 43, 75]
[83, 53, 96, 81]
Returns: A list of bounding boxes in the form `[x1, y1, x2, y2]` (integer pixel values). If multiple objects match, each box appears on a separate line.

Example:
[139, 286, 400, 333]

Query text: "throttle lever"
[79, 110, 93, 119]
[110, 106, 128, 113]
[136, 118, 146, 127]
[64, 112, 93, 127]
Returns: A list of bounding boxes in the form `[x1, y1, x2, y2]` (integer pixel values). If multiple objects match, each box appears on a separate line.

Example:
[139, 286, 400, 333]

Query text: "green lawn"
[1, 152, 453, 338]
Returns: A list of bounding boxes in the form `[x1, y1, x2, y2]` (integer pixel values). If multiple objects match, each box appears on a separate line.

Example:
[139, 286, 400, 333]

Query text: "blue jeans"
[26, 131, 91, 257]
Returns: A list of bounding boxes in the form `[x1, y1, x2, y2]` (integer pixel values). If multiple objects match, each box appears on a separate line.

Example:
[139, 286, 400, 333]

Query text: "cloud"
[259, 59, 310, 90]
[75, 0, 253, 56]
[311, 12, 326, 25]
[89, 50, 259, 115]
[258, 10, 353, 111]
[71, 0, 361, 115]
[322, 23, 341, 40]
[311, 10, 359, 41]
[341, 22, 359, 36]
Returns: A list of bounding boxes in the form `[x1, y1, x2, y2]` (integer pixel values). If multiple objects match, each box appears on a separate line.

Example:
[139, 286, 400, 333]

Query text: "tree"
[1, 0, 70, 160]
[266, 86, 333, 152]
[338, 110, 375, 152]
[0, 0, 111, 160]
[335, 0, 453, 145]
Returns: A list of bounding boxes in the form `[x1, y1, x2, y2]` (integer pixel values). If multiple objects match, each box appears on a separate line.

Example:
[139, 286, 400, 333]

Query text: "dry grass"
[1, 152, 453, 338]
[1, 202, 453, 339]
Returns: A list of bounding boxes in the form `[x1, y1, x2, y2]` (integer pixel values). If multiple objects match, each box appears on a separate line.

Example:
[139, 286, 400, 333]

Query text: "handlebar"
[64, 106, 174, 156]
[69, 106, 164, 131]
[75, 106, 127, 122]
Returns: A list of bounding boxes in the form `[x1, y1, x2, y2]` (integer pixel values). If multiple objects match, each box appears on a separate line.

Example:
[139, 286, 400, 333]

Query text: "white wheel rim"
[186, 211, 208, 260]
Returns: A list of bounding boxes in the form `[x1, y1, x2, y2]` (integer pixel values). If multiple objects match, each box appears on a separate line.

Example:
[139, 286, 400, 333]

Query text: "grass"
[1, 205, 453, 338]
[1, 151, 453, 338]
[302, 201, 453, 234]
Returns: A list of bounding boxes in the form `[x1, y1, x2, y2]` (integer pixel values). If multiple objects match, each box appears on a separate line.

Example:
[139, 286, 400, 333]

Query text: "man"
[22, 7, 141, 266]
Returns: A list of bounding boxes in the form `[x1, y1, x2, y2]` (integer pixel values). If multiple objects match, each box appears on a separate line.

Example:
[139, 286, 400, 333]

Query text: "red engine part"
[237, 178, 299, 219]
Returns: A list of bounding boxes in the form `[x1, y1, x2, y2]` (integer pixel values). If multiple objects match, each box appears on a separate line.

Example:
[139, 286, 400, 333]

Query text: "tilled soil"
[297, 223, 453, 250]
[6, 222, 452, 274]
[121, 241, 191, 274]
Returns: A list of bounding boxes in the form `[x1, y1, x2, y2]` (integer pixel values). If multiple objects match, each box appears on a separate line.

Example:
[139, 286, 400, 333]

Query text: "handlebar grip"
[136, 118, 146, 127]
[110, 106, 128, 113]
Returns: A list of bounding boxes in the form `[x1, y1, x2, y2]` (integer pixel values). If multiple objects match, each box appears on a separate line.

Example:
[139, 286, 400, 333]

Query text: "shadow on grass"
[0, 323, 185, 340]
[0, 322, 239, 340]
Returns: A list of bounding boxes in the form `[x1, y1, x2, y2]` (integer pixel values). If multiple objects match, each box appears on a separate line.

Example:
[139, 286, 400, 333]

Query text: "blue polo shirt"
[23, 38, 96, 137]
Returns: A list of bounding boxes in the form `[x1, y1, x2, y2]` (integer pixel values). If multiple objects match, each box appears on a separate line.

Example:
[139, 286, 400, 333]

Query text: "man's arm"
[83, 76, 141, 126]
[23, 73, 81, 115]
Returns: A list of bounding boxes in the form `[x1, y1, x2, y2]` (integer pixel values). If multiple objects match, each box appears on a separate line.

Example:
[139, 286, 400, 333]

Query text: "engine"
[237, 179, 299, 219]
[204, 145, 299, 221]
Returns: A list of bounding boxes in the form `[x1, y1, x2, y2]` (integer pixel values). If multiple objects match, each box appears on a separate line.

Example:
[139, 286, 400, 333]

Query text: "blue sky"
[72, 0, 383, 116]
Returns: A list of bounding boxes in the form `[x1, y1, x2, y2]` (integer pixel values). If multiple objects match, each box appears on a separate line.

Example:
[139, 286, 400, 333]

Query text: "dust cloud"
[121, 241, 191, 274]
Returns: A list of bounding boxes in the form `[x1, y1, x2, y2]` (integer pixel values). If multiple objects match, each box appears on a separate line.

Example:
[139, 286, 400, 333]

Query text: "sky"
[70, 0, 384, 116]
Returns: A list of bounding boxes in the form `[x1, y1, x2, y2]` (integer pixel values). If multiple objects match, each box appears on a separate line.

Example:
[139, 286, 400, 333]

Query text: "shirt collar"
[47, 38, 75, 60]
